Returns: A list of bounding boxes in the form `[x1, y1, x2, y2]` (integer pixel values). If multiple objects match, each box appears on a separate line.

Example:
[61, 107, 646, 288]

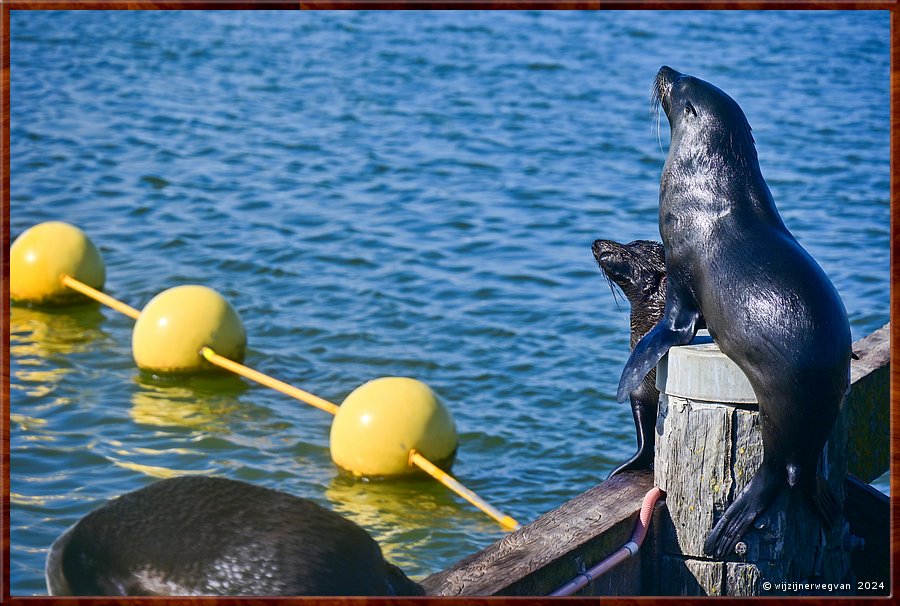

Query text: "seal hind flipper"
[704, 462, 783, 558]
[616, 312, 699, 403]
[812, 473, 840, 529]
[608, 451, 653, 478]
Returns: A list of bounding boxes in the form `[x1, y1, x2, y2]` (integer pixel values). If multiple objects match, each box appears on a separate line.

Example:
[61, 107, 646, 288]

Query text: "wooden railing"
[422, 323, 890, 597]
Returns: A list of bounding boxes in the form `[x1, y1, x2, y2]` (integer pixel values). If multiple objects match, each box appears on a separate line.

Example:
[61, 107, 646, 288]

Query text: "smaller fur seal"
[593, 239, 669, 477]
[46, 476, 424, 596]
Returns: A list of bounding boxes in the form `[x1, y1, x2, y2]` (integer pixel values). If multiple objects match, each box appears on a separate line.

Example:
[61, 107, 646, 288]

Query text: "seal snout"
[652, 65, 682, 114]
[592, 239, 634, 288]
[591, 238, 611, 259]
[657, 65, 681, 83]
[592, 239, 622, 268]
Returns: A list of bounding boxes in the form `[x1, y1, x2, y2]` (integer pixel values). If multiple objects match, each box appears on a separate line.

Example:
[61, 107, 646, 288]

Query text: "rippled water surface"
[10, 10, 889, 595]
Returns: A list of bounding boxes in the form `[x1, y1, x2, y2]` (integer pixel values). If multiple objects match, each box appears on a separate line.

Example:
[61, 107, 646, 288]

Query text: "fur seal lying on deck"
[46, 475, 424, 596]
[617, 66, 851, 558]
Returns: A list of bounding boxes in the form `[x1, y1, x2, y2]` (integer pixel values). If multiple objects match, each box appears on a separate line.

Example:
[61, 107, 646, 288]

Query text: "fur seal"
[45, 476, 424, 596]
[617, 66, 851, 558]
[593, 239, 668, 476]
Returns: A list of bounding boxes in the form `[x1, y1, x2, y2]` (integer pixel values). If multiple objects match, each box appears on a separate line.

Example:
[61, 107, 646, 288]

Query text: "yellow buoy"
[330, 377, 458, 478]
[10, 222, 105, 306]
[132, 285, 246, 374]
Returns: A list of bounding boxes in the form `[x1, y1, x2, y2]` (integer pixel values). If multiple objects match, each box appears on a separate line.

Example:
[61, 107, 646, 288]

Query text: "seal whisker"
[650, 79, 665, 156]
[605, 271, 623, 310]
[649, 71, 663, 113]
[596, 259, 624, 310]
[655, 105, 664, 157]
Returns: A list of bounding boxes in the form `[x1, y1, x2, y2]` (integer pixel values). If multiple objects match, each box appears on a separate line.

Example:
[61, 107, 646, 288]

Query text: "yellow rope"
[199, 347, 340, 415]
[410, 450, 521, 531]
[59, 273, 521, 531]
[60, 275, 141, 319]
[203, 344, 520, 531]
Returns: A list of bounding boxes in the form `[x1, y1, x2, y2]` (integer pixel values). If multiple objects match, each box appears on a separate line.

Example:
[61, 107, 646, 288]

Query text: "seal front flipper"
[616, 311, 699, 403]
[607, 394, 656, 478]
[704, 462, 783, 558]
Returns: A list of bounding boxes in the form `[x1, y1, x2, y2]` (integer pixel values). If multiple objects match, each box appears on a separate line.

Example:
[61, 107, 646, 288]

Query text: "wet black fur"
[619, 66, 851, 559]
[593, 239, 668, 476]
[46, 476, 424, 596]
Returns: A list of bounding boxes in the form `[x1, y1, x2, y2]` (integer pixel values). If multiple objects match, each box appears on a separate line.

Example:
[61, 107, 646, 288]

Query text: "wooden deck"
[422, 469, 655, 596]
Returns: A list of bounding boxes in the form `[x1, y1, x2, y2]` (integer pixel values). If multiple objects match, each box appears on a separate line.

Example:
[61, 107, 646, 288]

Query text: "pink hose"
[549, 486, 664, 597]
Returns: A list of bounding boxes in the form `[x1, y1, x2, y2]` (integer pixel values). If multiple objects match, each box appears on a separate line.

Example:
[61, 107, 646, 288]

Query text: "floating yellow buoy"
[330, 377, 458, 478]
[132, 285, 246, 374]
[10, 221, 105, 306]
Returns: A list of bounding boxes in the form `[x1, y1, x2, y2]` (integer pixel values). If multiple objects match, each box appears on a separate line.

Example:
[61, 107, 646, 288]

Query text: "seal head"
[593, 239, 667, 349]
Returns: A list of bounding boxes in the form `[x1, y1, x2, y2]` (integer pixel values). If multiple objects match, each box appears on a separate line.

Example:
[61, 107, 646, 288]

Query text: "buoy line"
[11, 221, 521, 532]
[203, 346, 518, 530]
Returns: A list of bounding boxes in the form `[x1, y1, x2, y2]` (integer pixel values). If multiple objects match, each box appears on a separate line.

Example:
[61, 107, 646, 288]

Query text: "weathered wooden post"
[422, 325, 885, 597]
[653, 334, 852, 596]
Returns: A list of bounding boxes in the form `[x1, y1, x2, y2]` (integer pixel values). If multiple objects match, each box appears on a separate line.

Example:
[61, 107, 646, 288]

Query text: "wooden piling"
[421, 323, 888, 596]
[653, 333, 852, 596]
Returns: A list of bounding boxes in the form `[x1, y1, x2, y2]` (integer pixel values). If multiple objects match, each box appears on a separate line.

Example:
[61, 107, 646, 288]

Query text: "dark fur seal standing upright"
[593, 239, 668, 476]
[45, 476, 424, 596]
[617, 66, 851, 558]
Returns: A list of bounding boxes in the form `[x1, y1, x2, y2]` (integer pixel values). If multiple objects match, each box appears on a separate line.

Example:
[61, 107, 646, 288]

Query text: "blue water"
[10, 10, 889, 596]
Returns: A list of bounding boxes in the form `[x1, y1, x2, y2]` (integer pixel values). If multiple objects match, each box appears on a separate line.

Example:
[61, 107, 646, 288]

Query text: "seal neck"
[661, 136, 785, 231]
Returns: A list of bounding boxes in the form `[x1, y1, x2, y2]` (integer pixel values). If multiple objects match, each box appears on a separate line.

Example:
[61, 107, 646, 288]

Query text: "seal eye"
[684, 102, 697, 117]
